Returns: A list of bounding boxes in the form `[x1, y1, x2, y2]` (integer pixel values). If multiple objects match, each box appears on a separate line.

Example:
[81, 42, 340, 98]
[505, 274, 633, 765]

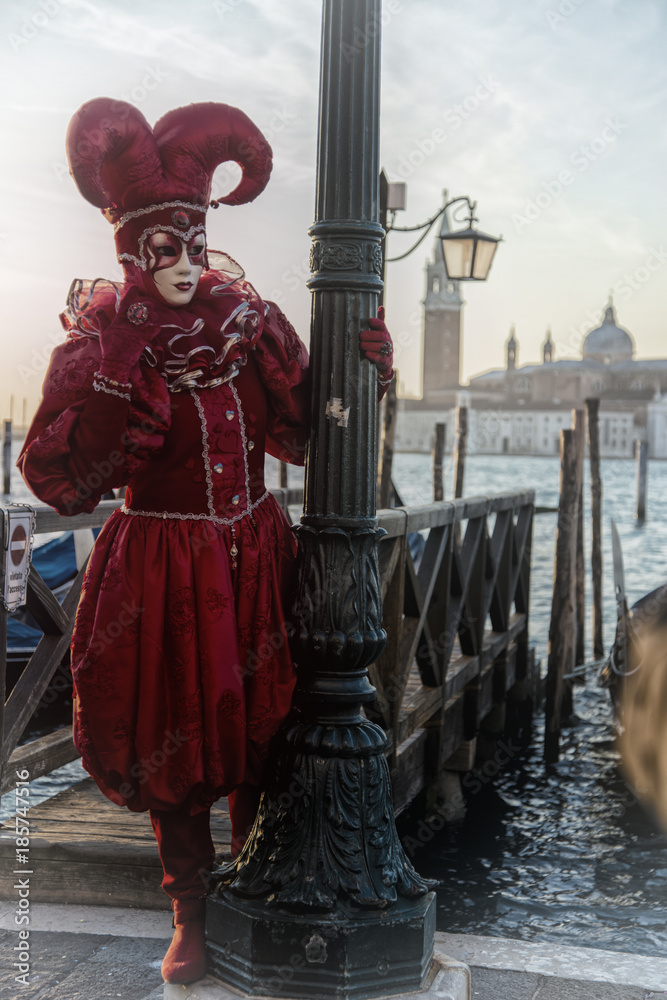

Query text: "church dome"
[582, 302, 634, 364]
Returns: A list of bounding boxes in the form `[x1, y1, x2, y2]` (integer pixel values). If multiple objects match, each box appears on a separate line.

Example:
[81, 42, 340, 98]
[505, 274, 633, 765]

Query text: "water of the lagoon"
[3, 444, 666, 959]
[391, 451, 667, 961]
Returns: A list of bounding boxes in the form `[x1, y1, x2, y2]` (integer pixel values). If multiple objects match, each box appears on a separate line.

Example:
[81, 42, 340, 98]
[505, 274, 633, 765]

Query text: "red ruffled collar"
[60, 251, 265, 390]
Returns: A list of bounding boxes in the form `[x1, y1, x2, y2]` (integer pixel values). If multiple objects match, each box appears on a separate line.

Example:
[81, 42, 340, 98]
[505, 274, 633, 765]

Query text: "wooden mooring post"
[636, 439, 648, 521]
[574, 408, 585, 672]
[453, 406, 467, 546]
[545, 428, 582, 763]
[432, 421, 446, 501]
[2, 421, 11, 496]
[586, 397, 604, 658]
[278, 461, 288, 489]
[561, 409, 586, 717]
[453, 405, 467, 500]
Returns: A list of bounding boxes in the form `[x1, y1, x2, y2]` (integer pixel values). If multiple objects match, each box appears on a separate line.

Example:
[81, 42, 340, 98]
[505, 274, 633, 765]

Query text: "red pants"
[150, 784, 261, 901]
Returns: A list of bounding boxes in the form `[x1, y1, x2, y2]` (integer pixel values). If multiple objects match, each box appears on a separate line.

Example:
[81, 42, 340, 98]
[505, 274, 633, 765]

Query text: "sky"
[1, 0, 666, 421]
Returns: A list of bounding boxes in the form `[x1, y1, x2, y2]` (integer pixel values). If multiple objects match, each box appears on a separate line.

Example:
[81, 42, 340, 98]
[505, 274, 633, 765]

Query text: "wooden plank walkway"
[0, 778, 231, 910]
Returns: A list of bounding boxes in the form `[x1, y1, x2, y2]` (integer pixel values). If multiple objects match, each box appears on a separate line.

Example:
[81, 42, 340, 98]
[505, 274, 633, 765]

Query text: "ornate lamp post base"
[206, 893, 435, 1000]
[207, 683, 436, 997]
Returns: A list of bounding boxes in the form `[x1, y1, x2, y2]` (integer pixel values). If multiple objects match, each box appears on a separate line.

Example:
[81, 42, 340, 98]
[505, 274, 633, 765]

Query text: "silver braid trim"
[230, 380, 251, 514]
[188, 383, 261, 526]
[119, 492, 270, 527]
[113, 200, 207, 233]
[190, 387, 218, 519]
[93, 380, 131, 401]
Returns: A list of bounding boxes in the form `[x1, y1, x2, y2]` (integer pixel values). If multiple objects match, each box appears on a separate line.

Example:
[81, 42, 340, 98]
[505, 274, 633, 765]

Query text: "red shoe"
[161, 898, 207, 984]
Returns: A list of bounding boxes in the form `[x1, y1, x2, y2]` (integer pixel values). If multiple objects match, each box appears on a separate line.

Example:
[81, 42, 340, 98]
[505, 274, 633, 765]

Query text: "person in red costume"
[17, 98, 394, 985]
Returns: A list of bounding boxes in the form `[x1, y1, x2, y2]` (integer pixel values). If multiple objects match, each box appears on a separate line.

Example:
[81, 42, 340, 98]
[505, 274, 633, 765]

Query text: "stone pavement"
[439, 932, 667, 996]
[0, 903, 665, 1000]
[469, 967, 658, 999]
[0, 927, 166, 999]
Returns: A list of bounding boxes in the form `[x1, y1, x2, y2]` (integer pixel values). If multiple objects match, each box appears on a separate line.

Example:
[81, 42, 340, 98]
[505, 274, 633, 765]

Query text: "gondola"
[599, 519, 667, 829]
[598, 519, 667, 711]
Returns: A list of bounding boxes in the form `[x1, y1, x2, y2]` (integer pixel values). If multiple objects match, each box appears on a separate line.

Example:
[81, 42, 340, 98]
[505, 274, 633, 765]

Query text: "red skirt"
[70, 496, 298, 814]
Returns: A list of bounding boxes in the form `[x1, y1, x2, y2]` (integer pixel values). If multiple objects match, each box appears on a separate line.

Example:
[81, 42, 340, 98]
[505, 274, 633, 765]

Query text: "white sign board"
[3, 507, 34, 612]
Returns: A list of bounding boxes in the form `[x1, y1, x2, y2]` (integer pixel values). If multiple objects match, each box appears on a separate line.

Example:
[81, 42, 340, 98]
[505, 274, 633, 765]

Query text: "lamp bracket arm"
[385, 194, 477, 237]
[445, 195, 478, 226]
[385, 213, 441, 262]
[387, 205, 445, 234]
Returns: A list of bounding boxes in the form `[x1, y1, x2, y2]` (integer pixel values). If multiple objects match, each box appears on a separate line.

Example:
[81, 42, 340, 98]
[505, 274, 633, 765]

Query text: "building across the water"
[397, 236, 667, 458]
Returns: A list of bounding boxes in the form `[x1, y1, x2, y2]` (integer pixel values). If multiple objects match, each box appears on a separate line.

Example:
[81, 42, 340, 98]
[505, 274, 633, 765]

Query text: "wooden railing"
[0, 487, 534, 810]
[0, 500, 123, 795]
[372, 490, 535, 811]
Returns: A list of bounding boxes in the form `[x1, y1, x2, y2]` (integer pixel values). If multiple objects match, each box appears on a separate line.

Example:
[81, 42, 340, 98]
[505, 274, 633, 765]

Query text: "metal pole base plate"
[203, 890, 437, 1000]
[163, 950, 470, 1000]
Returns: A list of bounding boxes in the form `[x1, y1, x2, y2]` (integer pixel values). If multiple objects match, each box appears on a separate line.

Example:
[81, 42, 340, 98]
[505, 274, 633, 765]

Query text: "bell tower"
[506, 326, 517, 370]
[421, 218, 463, 407]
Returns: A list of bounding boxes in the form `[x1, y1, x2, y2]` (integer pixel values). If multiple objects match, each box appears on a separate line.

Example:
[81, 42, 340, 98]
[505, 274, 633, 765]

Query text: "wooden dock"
[0, 777, 230, 910]
[0, 486, 538, 909]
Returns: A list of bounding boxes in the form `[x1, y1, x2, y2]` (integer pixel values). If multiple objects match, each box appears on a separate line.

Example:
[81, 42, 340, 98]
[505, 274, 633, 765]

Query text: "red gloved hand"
[360, 305, 393, 378]
[98, 285, 175, 385]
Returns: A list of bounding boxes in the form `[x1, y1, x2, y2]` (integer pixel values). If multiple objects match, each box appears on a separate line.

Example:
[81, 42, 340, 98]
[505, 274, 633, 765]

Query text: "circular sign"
[10, 523, 27, 567]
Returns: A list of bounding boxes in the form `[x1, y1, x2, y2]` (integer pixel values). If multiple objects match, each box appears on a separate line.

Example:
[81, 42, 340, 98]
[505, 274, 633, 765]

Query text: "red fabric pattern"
[254, 301, 310, 465]
[70, 495, 298, 813]
[149, 807, 214, 900]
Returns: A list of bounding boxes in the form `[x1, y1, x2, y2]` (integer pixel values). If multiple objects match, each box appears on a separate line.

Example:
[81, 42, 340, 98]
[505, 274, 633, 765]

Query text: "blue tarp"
[7, 532, 80, 649]
[27, 532, 79, 589]
[7, 616, 41, 649]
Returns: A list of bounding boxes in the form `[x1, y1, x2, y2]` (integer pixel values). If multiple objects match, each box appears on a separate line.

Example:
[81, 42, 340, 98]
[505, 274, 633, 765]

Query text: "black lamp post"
[206, 3, 436, 999]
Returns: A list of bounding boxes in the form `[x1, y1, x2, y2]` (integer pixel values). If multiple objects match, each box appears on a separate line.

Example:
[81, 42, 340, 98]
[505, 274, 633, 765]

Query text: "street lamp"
[440, 204, 501, 281]
[386, 188, 502, 281]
